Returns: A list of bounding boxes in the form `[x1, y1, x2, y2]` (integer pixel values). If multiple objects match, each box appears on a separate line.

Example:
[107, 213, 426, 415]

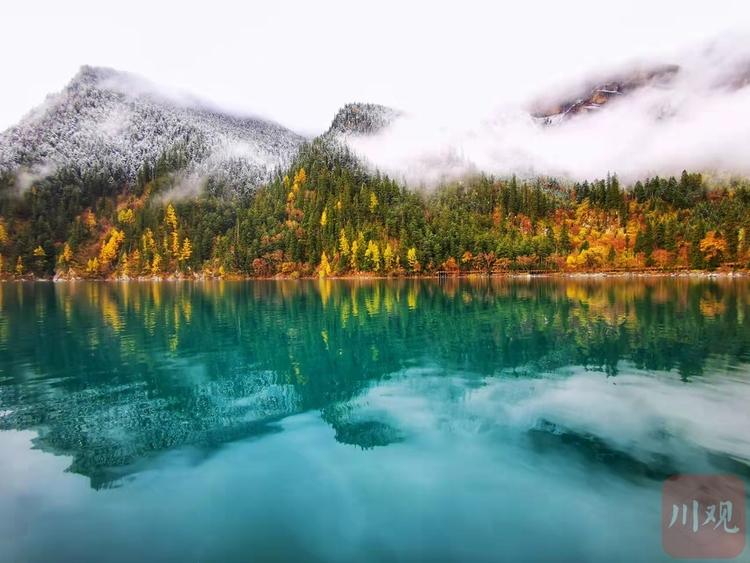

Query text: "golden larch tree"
[319, 251, 332, 278]
[165, 204, 178, 231]
[407, 247, 419, 271]
[339, 230, 350, 257]
[59, 242, 73, 264]
[383, 243, 394, 272]
[179, 237, 193, 263]
[151, 253, 162, 275]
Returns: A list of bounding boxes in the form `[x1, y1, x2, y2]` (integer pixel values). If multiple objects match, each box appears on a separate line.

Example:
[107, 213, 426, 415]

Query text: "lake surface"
[0, 278, 748, 562]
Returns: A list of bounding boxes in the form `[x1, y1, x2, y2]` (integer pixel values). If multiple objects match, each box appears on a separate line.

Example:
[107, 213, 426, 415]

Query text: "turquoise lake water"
[0, 278, 748, 562]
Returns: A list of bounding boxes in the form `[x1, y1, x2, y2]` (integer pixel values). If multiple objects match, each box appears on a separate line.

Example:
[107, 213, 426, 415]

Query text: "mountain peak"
[327, 103, 400, 136]
[0, 67, 306, 195]
[71, 64, 121, 84]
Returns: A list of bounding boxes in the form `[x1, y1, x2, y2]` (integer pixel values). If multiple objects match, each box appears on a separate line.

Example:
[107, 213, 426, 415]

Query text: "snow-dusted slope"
[0, 66, 306, 193]
[320, 103, 402, 173]
[326, 103, 401, 136]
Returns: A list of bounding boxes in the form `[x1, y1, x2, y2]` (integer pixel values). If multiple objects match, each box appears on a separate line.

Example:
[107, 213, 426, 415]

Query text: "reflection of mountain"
[25, 371, 298, 488]
[0, 278, 749, 487]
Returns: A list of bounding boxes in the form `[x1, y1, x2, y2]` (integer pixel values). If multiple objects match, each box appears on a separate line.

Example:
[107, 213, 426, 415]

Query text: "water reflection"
[0, 277, 749, 488]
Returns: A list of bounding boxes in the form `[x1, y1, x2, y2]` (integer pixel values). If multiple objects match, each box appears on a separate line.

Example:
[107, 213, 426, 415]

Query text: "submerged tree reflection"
[0, 277, 748, 486]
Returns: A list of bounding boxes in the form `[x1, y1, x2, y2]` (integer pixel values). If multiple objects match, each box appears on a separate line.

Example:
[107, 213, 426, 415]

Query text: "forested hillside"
[1, 138, 750, 279]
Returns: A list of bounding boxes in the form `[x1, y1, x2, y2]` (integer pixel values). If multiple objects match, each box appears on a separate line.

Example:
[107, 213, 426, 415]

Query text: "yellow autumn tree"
[699, 231, 727, 265]
[33, 246, 46, 257]
[165, 204, 178, 231]
[151, 253, 162, 275]
[319, 251, 332, 278]
[117, 208, 135, 225]
[141, 228, 156, 253]
[0, 254, 4, 273]
[59, 242, 73, 264]
[369, 192, 379, 212]
[0, 220, 7, 245]
[99, 228, 125, 266]
[293, 168, 307, 188]
[15, 256, 24, 276]
[287, 169, 306, 204]
[364, 240, 381, 271]
[383, 243, 394, 272]
[86, 257, 99, 274]
[171, 230, 180, 257]
[179, 237, 192, 262]
[407, 247, 419, 271]
[320, 208, 328, 227]
[339, 230, 350, 258]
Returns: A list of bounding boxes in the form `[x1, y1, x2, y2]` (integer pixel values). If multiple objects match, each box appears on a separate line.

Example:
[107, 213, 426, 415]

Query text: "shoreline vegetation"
[4, 141, 750, 283]
[3, 268, 748, 282]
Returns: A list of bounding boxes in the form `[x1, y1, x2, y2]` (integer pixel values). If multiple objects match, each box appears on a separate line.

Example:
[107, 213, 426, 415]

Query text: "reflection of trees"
[0, 278, 748, 486]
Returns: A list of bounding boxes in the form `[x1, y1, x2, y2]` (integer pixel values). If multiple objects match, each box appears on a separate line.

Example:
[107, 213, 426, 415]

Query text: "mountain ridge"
[0, 65, 307, 194]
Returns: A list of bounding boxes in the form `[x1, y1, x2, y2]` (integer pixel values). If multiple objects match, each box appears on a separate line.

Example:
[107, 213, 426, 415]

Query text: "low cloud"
[344, 36, 750, 186]
[154, 172, 207, 202]
[14, 162, 58, 193]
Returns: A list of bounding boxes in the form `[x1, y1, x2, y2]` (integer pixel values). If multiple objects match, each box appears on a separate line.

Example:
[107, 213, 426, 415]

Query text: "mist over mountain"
[343, 37, 750, 185]
[0, 66, 306, 194]
[529, 63, 681, 124]
[3, 36, 750, 196]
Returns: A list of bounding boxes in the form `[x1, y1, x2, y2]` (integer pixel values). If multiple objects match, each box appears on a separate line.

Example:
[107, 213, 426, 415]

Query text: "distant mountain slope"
[530, 64, 680, 124]
[529, 47, 750, 125]
[0, 66, 306, 193]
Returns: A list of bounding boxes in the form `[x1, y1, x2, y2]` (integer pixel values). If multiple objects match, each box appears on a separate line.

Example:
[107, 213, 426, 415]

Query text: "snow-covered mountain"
[0, 66, 306, 193]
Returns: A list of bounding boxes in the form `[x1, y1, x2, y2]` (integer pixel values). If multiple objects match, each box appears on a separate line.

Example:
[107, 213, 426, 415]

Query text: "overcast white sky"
[2, 0, 749, 135]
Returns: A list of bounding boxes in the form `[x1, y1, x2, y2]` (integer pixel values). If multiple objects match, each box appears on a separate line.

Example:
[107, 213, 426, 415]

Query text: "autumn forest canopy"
[1, 139, 750, 279]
